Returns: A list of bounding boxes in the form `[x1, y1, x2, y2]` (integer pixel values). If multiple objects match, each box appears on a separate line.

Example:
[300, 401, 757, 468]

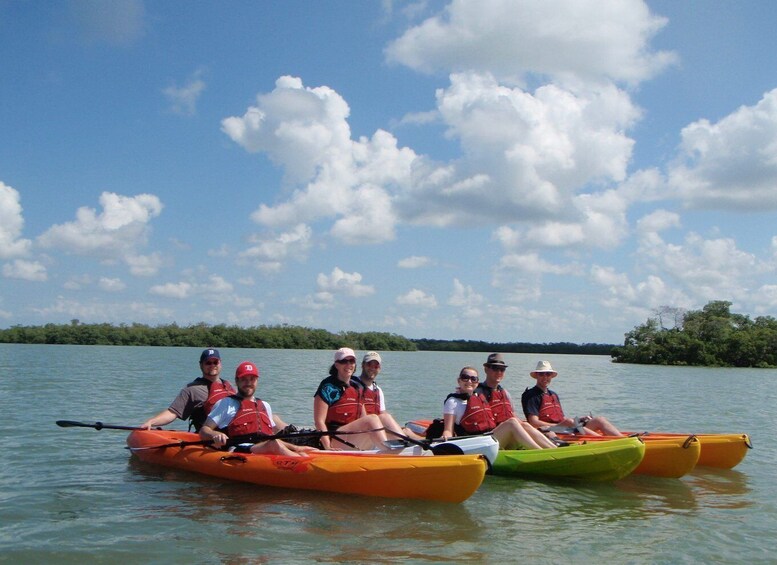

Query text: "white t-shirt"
[443, 395, 467, 425]
[207, 396, 275, 430]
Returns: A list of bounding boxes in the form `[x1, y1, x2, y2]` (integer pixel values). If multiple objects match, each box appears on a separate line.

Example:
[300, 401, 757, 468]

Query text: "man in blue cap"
[141, 347, 235, 431]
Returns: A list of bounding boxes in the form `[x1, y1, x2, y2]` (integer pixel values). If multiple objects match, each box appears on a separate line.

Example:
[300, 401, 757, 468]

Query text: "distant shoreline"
[0, 321, 616, 355]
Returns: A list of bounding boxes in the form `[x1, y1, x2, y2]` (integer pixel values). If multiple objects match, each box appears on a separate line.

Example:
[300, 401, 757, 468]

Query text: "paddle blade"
[56, 420, 91, 428]
[430, 443, 464, 456]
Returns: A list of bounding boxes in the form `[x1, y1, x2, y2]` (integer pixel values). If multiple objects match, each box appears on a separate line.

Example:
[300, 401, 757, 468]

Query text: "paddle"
[56, 420, 159, 431]
[385, 429, 464, 456]
[125, 428, 385, 451]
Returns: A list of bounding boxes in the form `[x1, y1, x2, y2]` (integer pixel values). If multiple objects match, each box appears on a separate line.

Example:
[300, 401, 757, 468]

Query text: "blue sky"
[3, 0, 777, 344]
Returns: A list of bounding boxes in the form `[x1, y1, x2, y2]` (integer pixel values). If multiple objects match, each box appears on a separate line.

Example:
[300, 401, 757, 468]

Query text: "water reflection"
[684, 467, 752, 509]
[126, 457, 484, 563]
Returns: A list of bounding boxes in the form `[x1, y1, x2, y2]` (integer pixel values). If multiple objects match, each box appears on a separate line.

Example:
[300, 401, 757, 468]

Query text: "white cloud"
[590, 265, 691, 316]
[385, 0, 675, 85]
[125, 253, 163, 277]
[396, 288, 438, 308]
[98, 277, 126, 292]
[638, 232, 766, 302]
[669, 88, 777, 210]
[398, 255, 432, 268]
[31, 296, 173, 323]
[0, 182, 32, 259]
[37, 192, 163, 274]
[448, 278, 484, 316]
[149, 282, 193, 299]
[636, 209, 681, 235]
[223, 77, 414, 245]
[163, 69, 206, 116]
[316, 267, 375, 297]
[239, 224, 312, 272]
[2, 259, 47, 281]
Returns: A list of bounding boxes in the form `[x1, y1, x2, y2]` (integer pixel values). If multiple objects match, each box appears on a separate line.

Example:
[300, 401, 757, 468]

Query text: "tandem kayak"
[491, 437, 646, 481]
[557, 433, 702, 478]
[622, 431, 752, 469]
[126, 429, 487, 503]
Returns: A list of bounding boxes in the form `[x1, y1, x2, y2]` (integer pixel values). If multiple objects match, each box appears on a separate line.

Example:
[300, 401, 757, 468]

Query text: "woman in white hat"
[521, 360, 623, 436]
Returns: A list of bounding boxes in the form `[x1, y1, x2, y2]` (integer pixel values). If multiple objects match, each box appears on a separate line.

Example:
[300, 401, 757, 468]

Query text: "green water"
[0, 344, 771, 563]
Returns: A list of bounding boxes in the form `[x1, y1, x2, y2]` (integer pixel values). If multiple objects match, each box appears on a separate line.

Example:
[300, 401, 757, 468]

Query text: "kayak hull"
[491, 437, 645, 481]
[127, 430, 487, 503]
[558, 434, 702, 478]
[623, 432, 752, 469]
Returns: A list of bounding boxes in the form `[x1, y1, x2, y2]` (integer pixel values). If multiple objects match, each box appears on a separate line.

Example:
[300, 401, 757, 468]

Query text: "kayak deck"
[127, 430, 487, 503]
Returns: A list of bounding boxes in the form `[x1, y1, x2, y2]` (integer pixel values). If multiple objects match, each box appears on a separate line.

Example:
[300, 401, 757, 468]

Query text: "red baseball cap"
[235, 361, 259, 379]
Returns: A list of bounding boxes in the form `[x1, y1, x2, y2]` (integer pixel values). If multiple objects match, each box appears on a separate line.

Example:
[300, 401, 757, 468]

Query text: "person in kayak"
[199, 361, 315, 456]
[521, 360, 623, 436]
[314, 347, 399, 451]
[475, 353, 563, 445]
[140, 348, 236, 432]
[440, 367, 557, 449]
[350, 351, 424, 442]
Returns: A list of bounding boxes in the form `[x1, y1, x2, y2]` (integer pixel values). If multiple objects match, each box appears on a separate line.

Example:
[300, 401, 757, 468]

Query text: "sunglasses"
[336, 358, 356, 365]
[487, 365, 506, 372]
[459, 375, 479, 382]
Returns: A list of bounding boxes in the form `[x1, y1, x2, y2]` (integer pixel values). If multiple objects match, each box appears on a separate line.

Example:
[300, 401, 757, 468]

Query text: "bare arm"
[313, 396, 332, 450]
[141, 409, 177, 429]
[442, 413, 456, 440]
[198, 418, 228, 448]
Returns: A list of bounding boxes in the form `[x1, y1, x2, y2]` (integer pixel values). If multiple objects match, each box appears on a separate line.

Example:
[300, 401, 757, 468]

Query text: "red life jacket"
[202, 379, 237, 416]
[351, 377, 382, 415]
[361, 386, 382, 415]
[326, 385, 361, 426]
[458, 392, 496, 434]
[477, 384, 514, 425]
[226, 396, 274, 437]
[538, 390, 565, 424]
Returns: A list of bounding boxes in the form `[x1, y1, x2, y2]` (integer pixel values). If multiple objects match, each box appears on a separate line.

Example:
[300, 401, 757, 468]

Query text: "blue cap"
[199, 348, 220, 363]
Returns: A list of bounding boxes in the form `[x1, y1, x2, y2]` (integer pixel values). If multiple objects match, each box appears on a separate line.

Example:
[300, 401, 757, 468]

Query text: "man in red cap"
[141, 348, 235, 431]
[199, 361, 315, 456]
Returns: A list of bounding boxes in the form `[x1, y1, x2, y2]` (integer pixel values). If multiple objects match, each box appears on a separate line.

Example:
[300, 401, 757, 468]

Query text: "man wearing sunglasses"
[475, 353, 565, 445]
[140, 348, 235, 432]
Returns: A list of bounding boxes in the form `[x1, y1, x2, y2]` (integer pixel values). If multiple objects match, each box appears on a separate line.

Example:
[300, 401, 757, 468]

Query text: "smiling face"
[200, 357, 222, 381]
[335, 356, 356, 381]
[236, 375, 258, 397]
[533, 372, 555, 390]
[362, 360, 381, 380]
[457, 369, 479, 393]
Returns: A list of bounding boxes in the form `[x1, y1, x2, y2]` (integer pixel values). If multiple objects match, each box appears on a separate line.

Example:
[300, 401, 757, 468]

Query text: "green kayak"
[491, 437, 645, 481]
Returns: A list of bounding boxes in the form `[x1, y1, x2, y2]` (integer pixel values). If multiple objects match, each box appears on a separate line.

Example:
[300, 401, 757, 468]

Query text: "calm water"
[0, 344, 773, 564]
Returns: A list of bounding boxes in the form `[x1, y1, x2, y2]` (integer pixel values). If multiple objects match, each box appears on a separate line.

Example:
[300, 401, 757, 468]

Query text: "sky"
[2, 0, 777, 345]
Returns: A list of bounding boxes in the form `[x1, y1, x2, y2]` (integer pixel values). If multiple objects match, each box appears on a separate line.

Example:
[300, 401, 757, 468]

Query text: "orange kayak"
[126, 429, 487, 503]
[622, 432, 752, 469]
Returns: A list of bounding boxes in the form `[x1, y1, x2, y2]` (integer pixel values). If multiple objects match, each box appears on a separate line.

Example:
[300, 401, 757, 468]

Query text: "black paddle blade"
[430, 443, 464, 456]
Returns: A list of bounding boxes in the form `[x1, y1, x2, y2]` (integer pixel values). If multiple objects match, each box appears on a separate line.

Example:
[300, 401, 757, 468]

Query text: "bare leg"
[493, 418, 556, 450]
[250, 439, 304, 457]
[330, 414, 390, 450]
[587, 416, 623, 437]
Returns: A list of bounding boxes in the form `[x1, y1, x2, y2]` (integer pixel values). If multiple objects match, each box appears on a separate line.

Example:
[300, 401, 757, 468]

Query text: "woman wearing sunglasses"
[313, 347, 396, 451]
[440, 367, 557, 450]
